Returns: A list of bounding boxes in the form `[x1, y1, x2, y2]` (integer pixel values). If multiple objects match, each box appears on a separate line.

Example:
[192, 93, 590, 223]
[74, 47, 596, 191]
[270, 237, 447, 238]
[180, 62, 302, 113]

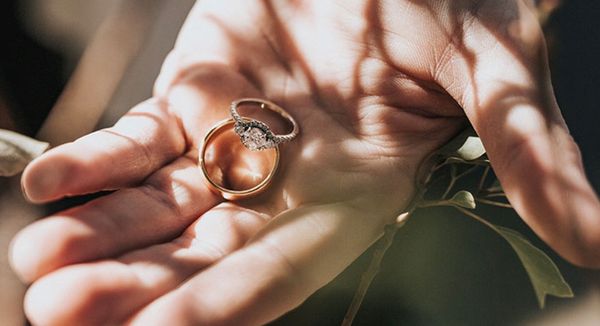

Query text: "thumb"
[438, 2, 600, 267]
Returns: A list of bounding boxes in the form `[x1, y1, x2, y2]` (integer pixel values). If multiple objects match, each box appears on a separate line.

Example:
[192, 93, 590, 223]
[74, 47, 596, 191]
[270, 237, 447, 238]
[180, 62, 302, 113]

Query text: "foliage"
[342, 128, 573, 325]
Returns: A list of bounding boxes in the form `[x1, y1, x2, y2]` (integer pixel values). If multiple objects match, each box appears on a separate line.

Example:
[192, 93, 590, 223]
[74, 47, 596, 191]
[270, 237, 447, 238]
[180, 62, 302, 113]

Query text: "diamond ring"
[230, 98, 299, 151]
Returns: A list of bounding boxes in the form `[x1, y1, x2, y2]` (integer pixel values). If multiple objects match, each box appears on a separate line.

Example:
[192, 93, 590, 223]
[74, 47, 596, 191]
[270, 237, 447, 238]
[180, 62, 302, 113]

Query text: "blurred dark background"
[0, 0, 599, 325]
[0, 0, 65, 135]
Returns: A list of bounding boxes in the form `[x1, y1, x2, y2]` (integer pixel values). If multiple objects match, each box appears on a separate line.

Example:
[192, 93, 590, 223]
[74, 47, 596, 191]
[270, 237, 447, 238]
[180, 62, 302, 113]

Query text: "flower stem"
[476, 198, 512, 208]
[454, 206, 496, 229]
[341, 222, 403, 326]
[441, 164, 458, 199]
[477, 166, 490, 192]
[483, 192, 507, 198]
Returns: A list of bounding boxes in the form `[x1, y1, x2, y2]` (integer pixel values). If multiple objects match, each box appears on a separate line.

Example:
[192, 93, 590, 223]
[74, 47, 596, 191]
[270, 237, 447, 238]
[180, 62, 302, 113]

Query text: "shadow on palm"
[13, 1, 600, 325]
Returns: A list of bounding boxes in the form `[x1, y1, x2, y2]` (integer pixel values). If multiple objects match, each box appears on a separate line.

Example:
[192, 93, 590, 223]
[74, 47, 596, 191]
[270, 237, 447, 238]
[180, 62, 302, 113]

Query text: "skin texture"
[9, 0, 600, 325]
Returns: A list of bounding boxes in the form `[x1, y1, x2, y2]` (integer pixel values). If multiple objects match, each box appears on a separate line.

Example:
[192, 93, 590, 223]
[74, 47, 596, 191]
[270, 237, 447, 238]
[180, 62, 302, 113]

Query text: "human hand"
[11, 1, 600, 325]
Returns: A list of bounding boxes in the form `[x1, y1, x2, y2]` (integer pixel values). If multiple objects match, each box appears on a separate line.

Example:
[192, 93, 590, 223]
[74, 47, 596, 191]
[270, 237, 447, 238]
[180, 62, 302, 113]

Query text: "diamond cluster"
[234, 122, 276, 151]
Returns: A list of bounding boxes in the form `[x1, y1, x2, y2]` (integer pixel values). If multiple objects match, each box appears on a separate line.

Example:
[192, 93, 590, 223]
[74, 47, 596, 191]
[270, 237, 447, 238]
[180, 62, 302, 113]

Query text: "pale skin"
[9, 0, 600, 325]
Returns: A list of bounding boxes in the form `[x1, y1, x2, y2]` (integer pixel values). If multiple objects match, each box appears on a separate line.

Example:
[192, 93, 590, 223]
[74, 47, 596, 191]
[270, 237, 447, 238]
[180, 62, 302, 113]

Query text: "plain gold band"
[199, 118, 280, 200]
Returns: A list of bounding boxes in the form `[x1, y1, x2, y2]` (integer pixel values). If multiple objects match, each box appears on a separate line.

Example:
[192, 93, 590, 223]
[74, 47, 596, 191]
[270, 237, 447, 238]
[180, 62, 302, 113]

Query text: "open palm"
[11, 1, 600, 325]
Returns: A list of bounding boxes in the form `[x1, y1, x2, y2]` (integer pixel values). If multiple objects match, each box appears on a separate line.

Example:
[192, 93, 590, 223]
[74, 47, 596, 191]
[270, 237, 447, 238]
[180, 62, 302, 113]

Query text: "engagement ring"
[230, 98, 299, 151]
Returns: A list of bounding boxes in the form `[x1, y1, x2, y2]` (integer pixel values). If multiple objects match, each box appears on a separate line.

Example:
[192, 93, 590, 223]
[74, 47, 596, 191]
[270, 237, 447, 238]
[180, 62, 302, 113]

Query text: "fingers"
[437, 3, 600, 267]
[129, 202, 394, 325]
[22, 98, 186, 203]
[10, 154, 220, 282]
[23, 203, 270, 326]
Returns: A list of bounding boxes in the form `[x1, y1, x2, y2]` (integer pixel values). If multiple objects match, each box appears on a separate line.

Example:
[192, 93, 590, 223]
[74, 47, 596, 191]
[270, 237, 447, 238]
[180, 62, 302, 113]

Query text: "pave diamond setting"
[230, 99, 299, 150]
[234, 121, 277, 151]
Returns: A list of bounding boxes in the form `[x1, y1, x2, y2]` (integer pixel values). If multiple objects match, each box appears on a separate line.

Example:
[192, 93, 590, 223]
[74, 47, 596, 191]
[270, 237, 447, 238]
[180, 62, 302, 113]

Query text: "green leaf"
[449, 190, 476, 209]
[435, 127, 486, 161]
[455, 136, 486, 161]
[457, 207, 574, 308]
[395, 211, 411, 227]
[421, 128, 487, 182]
[494, 226, 574, 308]
[436, 128, 477, 155]
[0, 129, 49, 177]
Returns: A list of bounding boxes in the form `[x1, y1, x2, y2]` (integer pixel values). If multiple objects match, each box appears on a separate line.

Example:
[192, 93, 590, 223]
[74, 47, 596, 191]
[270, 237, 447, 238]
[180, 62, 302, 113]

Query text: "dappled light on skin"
[8, 0, 600, 325]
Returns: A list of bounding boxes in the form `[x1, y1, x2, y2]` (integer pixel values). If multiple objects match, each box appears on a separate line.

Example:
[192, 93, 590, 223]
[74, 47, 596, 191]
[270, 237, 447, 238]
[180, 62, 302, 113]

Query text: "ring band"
[199, 118, 280, 200]
[230, 98, 299, 151]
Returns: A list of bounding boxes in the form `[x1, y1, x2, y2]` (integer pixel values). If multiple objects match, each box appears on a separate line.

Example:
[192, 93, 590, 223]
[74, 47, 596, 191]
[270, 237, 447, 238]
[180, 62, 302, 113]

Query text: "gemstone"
[238, 126, 275, 151]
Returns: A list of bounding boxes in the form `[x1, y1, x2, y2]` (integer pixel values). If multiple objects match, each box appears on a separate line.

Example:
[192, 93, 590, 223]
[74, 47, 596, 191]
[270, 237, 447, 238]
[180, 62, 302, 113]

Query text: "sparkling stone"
[239, 127, 275, 150]
[234, 123, 246, 135]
